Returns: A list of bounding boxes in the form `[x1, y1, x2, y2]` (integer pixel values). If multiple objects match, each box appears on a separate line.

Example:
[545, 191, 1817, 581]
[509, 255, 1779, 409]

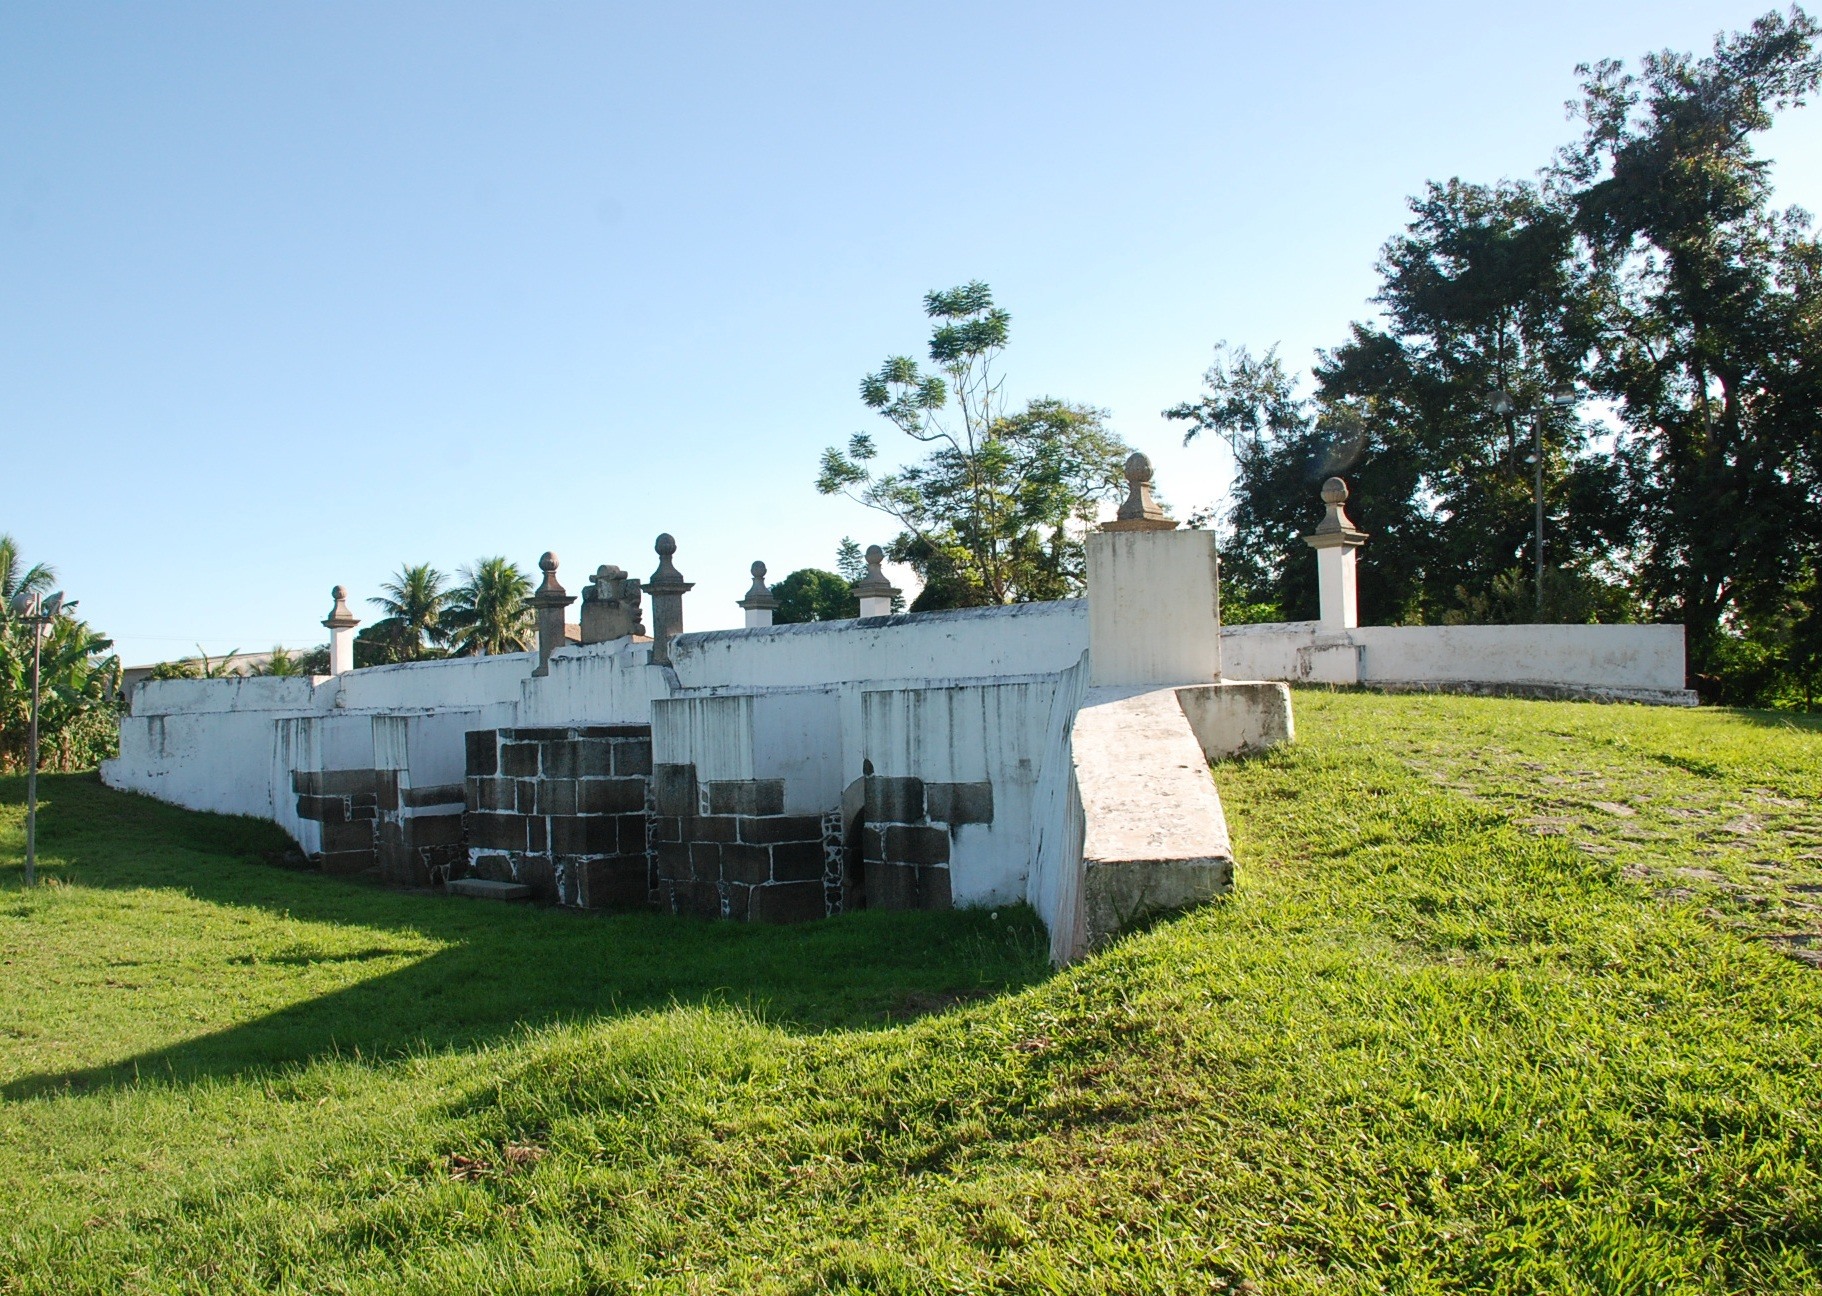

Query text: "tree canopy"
[818, 283, 1132, 609]
[1173, 8, 1822, 705]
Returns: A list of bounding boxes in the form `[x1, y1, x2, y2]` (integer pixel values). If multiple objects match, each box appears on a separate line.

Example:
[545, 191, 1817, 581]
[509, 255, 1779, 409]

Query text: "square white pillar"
[1085, 529, 1223, 686]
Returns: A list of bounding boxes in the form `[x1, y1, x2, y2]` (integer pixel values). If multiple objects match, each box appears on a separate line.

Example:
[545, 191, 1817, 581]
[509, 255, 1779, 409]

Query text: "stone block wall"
[461, 726, 654, 907]
[860, 774, 993, 910]
[292, 768, 466, 885]
[378, 783, 466, 888]
[293, 769, 391, 875]
[649, 763, 832, 922]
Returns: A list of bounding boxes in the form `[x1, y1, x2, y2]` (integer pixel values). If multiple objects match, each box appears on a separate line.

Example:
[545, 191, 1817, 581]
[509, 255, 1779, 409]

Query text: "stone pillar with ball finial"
[528, 552, 577, 677]
[323, 586, 360, 676]
[738, 561, 779, 628]
[851, 545, 901, 618]
[647, 533, 694, 665]
[1302, 477, 1368, 631]
[1084, 451, 1224, 686]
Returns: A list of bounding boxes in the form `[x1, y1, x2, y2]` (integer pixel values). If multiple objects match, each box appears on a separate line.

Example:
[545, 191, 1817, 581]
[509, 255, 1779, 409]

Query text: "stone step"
[447, 878, 533, 901]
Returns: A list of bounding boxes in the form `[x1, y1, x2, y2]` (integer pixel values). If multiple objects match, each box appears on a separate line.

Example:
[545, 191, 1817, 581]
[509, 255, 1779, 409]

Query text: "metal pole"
[24, 613, 40, 887]
[1534, 409, 1545, 620]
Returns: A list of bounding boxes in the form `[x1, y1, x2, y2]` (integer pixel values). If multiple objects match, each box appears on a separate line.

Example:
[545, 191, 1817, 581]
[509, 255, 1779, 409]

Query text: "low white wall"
[668, 600, 1087, 690]
[1218, 620, 1690, 699]
[1351, 624, 1685, 693]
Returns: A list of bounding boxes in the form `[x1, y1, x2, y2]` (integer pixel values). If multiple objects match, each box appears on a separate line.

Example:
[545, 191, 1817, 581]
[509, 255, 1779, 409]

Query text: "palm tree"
[443, 557, 533, 656]
[0, 534, 54, 616]
[367, 563, 450, 663]
[0, 537, 120, 772]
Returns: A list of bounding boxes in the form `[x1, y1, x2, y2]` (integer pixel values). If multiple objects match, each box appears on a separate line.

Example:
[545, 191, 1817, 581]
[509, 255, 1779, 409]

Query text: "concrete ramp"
[1069, 686, 1234, 955]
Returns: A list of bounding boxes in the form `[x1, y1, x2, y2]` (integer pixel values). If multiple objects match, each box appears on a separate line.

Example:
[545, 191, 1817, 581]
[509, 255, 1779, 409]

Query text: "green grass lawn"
[2, 692, 1820, 1294]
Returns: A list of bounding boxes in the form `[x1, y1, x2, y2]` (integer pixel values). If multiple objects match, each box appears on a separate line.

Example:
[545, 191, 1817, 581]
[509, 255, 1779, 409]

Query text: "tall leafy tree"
[0, 536, 121, 772]
[1175, 9, 1820, 701]
[366, 563, 451, 663]
[772, 569, 857, 623]
[818, 283, 1131, 608]
[1559, 8, 1822, 690]
[0, 534, 54, 610]
[444, 558, 533, 656]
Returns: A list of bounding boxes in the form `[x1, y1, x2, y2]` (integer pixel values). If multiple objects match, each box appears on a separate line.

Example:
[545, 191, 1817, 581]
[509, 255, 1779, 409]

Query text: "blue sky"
[4, 2, 1817, 663]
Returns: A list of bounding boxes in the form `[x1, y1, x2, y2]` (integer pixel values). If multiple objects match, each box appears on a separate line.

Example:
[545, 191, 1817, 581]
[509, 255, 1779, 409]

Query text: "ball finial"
[539, 551, 558, 573]
[331, 584, 346, 600]
[654, 533, 676, 557]
[1124, 452, 1154, 485]
[751, 560, 767, 579]
[865, 544, 884, 565]
[1321, 477, 1348, 506]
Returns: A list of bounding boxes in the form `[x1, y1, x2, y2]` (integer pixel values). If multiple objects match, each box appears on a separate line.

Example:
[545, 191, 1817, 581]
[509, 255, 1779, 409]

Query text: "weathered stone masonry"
[461, 726, 652, 907]
[649, 764, 834, 923]
[446, 733, 999, 923]
[292, 768, 464, 886]
[860, 774, 993, 911]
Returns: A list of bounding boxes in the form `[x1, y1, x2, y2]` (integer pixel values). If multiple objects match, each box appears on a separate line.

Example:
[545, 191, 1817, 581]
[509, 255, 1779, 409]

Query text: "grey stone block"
[465, 813, 521, 852]
[865, 775, 924, 824]
[655, 841, 691, 881]
[292, 770, 323, 795]
[322, 820, 375, 853]
[295, 793, 338, 823]
[539, 779, 578, 817]
[407, 811, 464, 848]
[577, 724, 651, 739]
[449, 878, 533, 901]
[580, 778, 646, 815]
[869, 862, 951, 911]
[541, 742, 580, 779]
[720, 842, 772, 885]
[613, 741, 653, 776]
[577, 857, 649, 909]
[926, 781, 993, 826]
[688, 841, 723, 880]
[527, 816, 548, 853]
[653, 764, 697, 818]
[739, 814, 822, 845]
[405, 783, 465, 809]
[468, 852, 510, 881]
[694, 815, 739, 843]
[501, 743, 540, 777]
[577, 740, 615, 778]
[465, 730, 498, 778]
[321, 770, 379, 797]
[749, 880, 827, 924]
[769, 839, 824, 882]
[860, 825, 885, 863]
[474, 778, 516, 813]
[885, 823, 949, 867]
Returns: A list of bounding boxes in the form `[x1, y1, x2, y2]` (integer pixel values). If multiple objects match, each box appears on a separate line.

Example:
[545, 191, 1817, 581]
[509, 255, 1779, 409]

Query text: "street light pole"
[10, 589, 64, 888]
[25, 604, 41, 887]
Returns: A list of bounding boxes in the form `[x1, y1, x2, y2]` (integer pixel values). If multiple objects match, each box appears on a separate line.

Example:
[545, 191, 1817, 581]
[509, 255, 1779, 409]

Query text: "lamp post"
[9, 588, 67, 888]
[1490, 389, 1579, 619]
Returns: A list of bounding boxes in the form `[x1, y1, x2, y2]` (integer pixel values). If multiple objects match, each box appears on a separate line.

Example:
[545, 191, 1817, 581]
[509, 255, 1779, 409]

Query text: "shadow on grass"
[0, 774, 1053, 1098]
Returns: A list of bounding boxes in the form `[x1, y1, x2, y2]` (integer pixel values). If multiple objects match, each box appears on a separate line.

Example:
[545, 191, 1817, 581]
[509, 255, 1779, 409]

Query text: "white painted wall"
[1216, 620, 1688, 699]
[669, 600, 1087, 690]
[1086, 530, 1221, 686]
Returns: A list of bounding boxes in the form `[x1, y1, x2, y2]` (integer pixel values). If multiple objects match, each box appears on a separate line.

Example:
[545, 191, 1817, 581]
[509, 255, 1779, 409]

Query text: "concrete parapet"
[1068, 685, 1234, 956]
[1175, 680, 1295, 760]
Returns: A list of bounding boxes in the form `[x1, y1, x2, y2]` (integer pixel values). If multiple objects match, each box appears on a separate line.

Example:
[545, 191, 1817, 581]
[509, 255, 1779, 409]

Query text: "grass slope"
[2, 692, 1820, 1293]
